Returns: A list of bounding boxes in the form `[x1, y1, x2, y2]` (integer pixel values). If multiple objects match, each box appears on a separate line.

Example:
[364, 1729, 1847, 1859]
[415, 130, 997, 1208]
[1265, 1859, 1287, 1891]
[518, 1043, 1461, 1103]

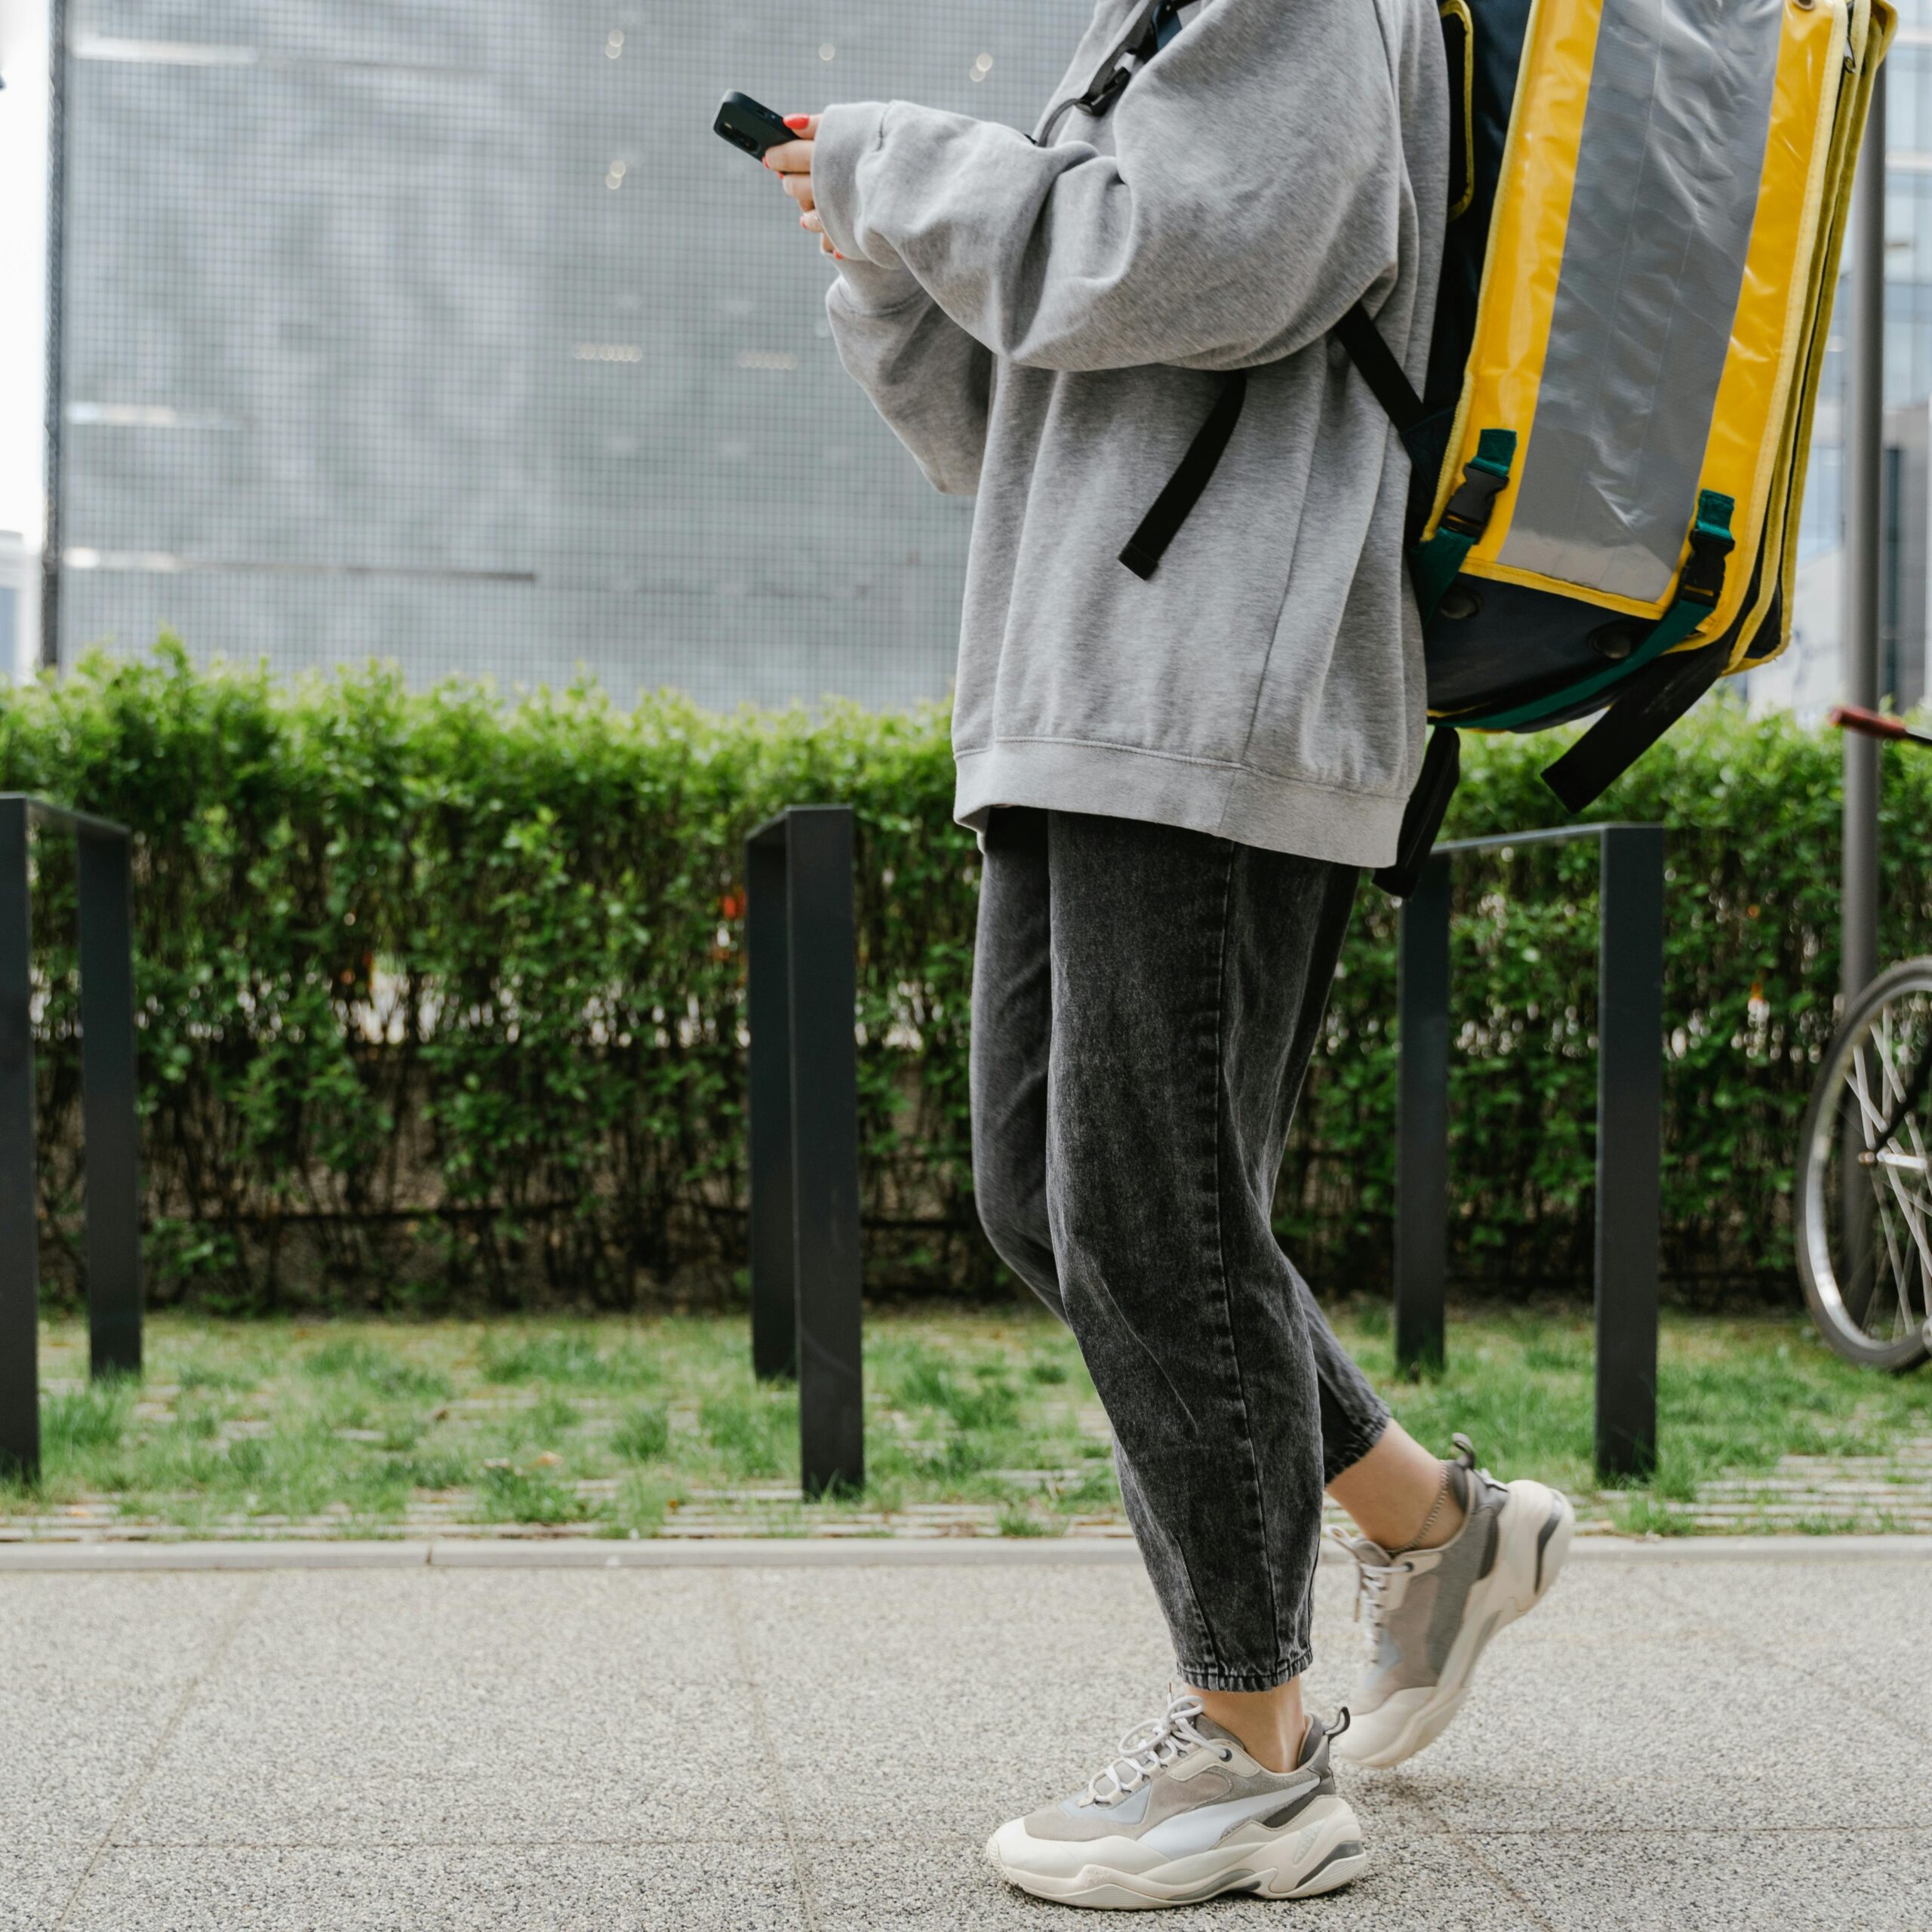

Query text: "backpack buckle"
[1078, 63, 1133, 118]
[1438, 461, 1510, 540]
[1678, 527, 1734, 609]
[1676, 488, 1737, 611]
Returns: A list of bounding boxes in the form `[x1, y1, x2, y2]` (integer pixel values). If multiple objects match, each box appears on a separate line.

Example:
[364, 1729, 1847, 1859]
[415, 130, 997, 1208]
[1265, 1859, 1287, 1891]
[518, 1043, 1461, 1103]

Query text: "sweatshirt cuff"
[814, 101, 924, 310]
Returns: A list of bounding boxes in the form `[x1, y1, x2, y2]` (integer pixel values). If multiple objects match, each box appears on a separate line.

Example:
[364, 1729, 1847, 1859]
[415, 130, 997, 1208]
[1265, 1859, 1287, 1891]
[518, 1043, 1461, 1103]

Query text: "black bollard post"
[746, 807, 864, 1499]
[0, 799, 38, 1480]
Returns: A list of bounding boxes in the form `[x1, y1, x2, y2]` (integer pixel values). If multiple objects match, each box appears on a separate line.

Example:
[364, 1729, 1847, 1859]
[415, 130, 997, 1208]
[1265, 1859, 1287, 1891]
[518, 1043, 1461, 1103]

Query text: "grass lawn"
[7, 1302, 1931, 1540]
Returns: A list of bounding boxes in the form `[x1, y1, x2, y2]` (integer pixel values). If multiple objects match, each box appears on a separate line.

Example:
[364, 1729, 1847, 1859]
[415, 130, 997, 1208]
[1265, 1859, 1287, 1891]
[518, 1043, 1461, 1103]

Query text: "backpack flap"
[1418, 0, 1885, 752]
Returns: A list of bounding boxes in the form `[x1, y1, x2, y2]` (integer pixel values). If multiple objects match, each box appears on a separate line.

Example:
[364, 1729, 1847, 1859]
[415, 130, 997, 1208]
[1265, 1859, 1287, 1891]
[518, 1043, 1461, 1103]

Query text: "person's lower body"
[970, 807, 1574, 1907]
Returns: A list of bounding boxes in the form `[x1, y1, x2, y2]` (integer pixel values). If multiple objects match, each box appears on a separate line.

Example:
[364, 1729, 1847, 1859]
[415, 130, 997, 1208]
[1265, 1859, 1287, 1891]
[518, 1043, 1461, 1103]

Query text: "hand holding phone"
[718, 94, 838, 257]
[714, 91, 798, 160]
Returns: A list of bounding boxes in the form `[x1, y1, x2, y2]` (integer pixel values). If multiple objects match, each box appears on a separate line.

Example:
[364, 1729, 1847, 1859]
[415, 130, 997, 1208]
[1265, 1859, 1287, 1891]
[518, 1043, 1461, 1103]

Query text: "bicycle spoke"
[1866, 1185, 1907, 1340]
[1849, 1046, 1886, 1141]
[1841, 1228, 1880, 1335]
[1878, 1192, 1916, 1340]
[1884, 1165, 1932, 1334]
[1881, 1014, 1932, 1329]
[1838, 1006, 1932, 1340]
[1838, 1075, 1883, 1331]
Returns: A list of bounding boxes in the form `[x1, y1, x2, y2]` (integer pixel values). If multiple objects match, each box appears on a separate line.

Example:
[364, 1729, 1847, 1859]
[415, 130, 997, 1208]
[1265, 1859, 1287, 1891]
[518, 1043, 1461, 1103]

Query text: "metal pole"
[78, 828, 141, 1380]
[1594, 827, 1663, 1481]
[1843, 59, 1886, 1007]
[1842, 60, 1887, 1283]
[1395, 854, 1451, 1375]
[783, 807, 863, 1498]
[0, 801, 40, 1479]
[40, 0, 71, 672]
[746, 823, 796, 1383]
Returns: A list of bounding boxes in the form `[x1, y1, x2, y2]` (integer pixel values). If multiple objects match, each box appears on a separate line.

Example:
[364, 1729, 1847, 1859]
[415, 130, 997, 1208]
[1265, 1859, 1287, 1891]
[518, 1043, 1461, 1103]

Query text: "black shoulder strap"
[1121, 300, 1423, 580]
[1330, 302, 1426, 435]
[1372, 725, 1462, 900]
[1118, 372, 1248, 580]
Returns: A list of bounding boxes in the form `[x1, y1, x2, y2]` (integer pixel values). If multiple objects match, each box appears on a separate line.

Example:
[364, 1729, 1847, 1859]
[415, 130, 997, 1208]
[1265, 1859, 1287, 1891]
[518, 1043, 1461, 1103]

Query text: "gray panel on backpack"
[1497, 0, 1782, 603]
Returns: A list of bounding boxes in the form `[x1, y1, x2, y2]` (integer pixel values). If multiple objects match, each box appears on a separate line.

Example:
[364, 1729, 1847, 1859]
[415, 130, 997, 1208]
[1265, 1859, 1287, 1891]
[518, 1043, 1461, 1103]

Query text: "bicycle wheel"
[1797, 958, 1932, 1371]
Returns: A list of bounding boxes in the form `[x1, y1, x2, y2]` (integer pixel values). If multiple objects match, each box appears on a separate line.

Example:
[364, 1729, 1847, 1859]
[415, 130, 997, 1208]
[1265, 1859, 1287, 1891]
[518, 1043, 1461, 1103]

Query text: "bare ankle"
[1187, 1683, 1305, 1773]
[1328, 1420, 1466, 1553]
[1393, 1456, 1473, 1552]
[1404, 1471, 1466, 1550]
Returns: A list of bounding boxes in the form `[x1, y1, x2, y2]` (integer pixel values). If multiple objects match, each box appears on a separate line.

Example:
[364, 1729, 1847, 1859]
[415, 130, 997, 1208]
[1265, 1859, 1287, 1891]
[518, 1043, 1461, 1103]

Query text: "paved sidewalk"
[2, 1540, 1926, 1930]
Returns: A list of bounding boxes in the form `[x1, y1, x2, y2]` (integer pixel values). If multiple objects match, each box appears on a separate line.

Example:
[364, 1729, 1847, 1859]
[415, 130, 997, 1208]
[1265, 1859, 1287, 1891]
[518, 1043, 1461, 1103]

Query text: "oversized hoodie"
[811, 0, 1447, 868]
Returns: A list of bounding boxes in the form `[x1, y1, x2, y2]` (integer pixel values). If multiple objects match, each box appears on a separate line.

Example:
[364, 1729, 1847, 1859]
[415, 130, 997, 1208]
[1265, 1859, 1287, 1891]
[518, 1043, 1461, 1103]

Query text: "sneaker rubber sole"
[1335, 1479, 1577, 1770]
[985, 1793, 1367, 1909]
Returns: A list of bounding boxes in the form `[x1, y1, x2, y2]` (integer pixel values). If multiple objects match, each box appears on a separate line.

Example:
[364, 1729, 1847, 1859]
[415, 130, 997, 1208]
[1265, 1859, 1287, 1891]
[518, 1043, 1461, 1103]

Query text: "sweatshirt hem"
[954, 738, 1407, 869]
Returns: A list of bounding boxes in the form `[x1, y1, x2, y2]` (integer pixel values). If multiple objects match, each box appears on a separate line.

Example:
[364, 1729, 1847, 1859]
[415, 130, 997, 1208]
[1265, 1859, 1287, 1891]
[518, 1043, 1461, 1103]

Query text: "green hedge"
[8, 642, 1931, 1312]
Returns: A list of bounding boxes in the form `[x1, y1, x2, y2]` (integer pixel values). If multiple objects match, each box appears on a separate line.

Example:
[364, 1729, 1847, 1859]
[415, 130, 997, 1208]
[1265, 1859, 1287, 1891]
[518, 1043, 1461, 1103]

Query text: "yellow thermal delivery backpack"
[1080, 0, 1894, 892]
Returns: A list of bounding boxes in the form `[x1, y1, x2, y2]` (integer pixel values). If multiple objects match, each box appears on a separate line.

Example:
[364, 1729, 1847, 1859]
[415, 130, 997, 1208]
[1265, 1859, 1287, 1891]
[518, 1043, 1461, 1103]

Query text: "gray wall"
[55, 1, 1091, 707]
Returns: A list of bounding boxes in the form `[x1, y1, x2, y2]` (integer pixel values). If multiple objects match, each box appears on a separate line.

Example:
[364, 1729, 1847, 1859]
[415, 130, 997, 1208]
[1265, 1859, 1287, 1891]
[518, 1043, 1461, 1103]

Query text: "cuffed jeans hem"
[1321, 1403, 1394, 1488]
[1176, 1648, 1314, 1695]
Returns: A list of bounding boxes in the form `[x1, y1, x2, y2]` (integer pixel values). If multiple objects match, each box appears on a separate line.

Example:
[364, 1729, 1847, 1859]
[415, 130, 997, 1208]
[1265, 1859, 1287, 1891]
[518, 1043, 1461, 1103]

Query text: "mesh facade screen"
[55, 2, 1091, 708]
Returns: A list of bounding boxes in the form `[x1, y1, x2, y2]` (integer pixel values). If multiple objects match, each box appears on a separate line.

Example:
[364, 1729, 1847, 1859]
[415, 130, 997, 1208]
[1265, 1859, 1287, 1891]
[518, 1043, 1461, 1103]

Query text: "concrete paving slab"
[2, 1542, 1927, 1928]
[1479, 1828, 1932, 1932]
[57, 1844, 804, 1932]
[1644, 1557, 1932, 1745]
[426, 1537, 1149, 1569]
[1380, 1678, 1915, 1834]
[0, 1573, 253, 1844]
[1353, 1600, 1932, 1834]
[729, 1563, 1181, 1843]
[112, 1571, 782, 1847]
[0, 1846, 95, 1932]
[801, 1829, 1542, 1930]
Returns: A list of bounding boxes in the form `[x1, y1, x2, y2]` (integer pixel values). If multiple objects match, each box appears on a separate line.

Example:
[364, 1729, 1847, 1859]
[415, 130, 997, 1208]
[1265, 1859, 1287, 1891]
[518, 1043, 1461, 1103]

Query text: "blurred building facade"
[0, 530, 27, 678]
[45, 2, 1087, 708]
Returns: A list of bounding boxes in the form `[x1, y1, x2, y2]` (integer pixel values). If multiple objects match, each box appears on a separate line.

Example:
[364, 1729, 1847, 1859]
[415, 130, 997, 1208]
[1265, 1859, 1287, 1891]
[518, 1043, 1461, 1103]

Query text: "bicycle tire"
[1796, 956, 1932, 1371]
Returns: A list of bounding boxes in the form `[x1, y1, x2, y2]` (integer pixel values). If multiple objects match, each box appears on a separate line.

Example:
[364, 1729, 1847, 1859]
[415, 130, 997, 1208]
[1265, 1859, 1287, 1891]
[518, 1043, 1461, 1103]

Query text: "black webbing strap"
[1331, 301, 1426, 436]
[1119, 371, 1249, 580]
[1121, 302, 1420, 580]
[1540, 639, 1730, 813]
[1372, 725, 1463, 900]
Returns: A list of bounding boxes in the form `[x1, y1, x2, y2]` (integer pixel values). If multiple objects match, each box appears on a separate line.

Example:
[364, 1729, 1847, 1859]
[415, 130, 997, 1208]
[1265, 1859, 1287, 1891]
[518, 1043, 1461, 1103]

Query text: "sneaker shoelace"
[1330, 1435, 1484, 1651]
[1078, 1692, 1226, 1807]
[1330, 1527, 1412, 1649]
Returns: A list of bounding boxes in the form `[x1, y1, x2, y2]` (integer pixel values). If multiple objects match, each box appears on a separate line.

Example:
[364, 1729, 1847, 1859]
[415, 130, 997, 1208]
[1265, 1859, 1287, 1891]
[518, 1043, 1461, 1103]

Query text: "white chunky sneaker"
[1331, 1434, 1575, 1770]
[985, 1693, 1365, 1910]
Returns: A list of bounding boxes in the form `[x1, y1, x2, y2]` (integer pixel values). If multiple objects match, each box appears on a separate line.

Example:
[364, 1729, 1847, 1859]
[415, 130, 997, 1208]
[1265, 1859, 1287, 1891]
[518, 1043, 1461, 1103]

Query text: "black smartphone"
[715, 91, 798, 161]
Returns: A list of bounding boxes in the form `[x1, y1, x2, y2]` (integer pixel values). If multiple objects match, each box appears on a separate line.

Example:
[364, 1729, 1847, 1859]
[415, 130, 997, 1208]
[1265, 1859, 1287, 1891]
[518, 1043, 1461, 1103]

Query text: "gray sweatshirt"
[812, 0, 1447, 867]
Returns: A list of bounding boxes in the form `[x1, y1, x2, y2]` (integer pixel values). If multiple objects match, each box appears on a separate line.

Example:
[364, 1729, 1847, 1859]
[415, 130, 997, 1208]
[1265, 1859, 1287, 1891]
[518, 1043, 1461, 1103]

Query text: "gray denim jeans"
[970, 808, 1392, 1692]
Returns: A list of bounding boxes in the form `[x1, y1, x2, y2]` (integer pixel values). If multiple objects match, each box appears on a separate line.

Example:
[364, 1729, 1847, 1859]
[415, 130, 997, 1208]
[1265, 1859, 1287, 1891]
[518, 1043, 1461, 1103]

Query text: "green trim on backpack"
[1452, 489, 1737, 734]
[1412, 427, 1517, 623]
